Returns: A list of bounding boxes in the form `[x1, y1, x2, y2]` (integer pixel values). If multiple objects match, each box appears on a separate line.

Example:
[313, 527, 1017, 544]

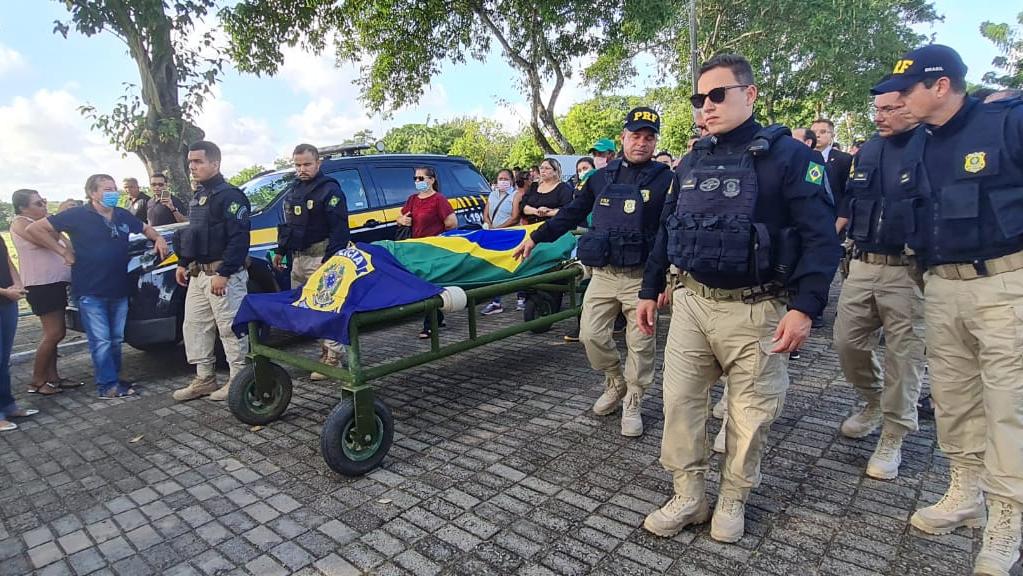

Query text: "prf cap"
[624, 106, 661, 133]
[588, 138, 616, 153]
[871, 44, 967, 95]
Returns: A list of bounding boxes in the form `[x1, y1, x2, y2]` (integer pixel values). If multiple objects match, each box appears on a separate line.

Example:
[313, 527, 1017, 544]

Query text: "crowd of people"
[1, 40, 1020, 576]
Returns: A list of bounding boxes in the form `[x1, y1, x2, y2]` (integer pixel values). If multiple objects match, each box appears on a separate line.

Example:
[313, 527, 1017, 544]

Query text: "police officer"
[513, 107, 676, 437]
[273, 143, 349, 378]
[832, 89, 925, 482]
[172, 141, 252, 402]
[637, 53, 840, 543]
[872, 45, 1023, 575]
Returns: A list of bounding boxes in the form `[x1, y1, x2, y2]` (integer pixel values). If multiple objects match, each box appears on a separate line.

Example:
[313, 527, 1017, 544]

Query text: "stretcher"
[228, 261, 586, 477]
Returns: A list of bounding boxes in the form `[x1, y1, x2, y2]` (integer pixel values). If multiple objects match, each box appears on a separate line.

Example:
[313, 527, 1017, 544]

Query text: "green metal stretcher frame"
[234, 265, 585, 476]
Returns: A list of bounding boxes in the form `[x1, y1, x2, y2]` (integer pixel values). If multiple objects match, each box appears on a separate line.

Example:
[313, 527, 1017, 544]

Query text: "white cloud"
[0, 43, 25, 76]
[194, 89, 278, 176]
[0, 89, 146, 201]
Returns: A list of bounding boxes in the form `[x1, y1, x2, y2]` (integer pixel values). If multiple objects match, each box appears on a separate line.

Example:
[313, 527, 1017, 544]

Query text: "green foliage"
[561, 96, 642, 152]
[448, 120, 513, 180]
[505, 128, 545, 169]
[981, 11, 1023, 89]
[228, 165, 269, 187]
[0, 202, 12, 231]
[381, 120, 466, 155]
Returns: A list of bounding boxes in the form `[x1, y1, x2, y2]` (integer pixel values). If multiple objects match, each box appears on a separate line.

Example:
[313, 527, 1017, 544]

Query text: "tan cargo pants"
[579, 266, 656, 392]
[661, 287, 788, 500]
[924, 267, 1023, 506]
[183, 270, 249, 382]
[291, 253, 345, 355]
[834, 259, 925, 432]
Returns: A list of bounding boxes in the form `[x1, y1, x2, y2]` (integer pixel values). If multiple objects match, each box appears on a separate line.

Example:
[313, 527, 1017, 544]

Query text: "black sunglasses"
[413, 176, 428, 182]
[689, 84, 750, 109]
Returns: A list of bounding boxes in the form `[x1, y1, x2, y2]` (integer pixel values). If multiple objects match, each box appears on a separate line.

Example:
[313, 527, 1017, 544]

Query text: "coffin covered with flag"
[232, 226, 576, 343]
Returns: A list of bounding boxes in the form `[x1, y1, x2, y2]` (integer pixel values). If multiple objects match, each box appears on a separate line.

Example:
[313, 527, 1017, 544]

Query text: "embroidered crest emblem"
[964, 152, 986, 174]
[293, 206, 302, 216]
[699, 178, 720, 192]
[307, 199, 315, 209]
[722, 179, 741, 198]
[198, 196, 208, 206]
[641, 189, 651, 202]
[623, 199, 637, 214]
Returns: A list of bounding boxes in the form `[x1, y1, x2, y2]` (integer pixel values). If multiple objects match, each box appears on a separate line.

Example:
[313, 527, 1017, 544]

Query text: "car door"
[325, 167, 390, 243]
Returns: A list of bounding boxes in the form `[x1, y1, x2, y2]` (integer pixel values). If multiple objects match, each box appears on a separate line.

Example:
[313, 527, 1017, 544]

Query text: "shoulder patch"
[805, 162, 825, 186]
[329, 196, 340, 208]
[228, 201, 240, 215]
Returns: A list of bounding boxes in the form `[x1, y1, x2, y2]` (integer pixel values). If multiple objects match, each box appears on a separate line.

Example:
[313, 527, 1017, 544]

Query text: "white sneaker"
[481, 302, 503, 315]
[643, 495, 710, 537]
[710, 495, 746, 543]
[620, 391, 643, 437]
[910, 466, 986, 535]
[865, 427, 905, 480]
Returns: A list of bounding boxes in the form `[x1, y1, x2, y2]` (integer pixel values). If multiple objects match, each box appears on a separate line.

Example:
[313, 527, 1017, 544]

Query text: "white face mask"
[497, 179, 511, 192]
[593, 156, 608, 169]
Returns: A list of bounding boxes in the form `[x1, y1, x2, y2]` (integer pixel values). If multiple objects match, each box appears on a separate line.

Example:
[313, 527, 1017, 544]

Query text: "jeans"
[0, 300, 19, 419]
[78, 296, 128, 392]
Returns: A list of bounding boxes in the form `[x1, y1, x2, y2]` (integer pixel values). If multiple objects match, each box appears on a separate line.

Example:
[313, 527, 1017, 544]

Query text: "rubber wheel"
[320, 397, 394, 476]
[524, 291, 563, 334]
[227, 363, 293, 425]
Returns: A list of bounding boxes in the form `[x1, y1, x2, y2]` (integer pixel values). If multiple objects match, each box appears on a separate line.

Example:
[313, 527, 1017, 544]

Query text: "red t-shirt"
[402, 192, 454, 238]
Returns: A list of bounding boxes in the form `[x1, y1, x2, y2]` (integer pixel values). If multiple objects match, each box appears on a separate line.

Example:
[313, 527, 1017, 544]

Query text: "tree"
[222, 0, 675, 156]
[981, 11, 1023, 89]
[228, 165, 269, 187]
[448, 119, 513, 180]
[504, 128, 545, 169]
[54, 0, 225, 202]
[380, 120, 466, 155]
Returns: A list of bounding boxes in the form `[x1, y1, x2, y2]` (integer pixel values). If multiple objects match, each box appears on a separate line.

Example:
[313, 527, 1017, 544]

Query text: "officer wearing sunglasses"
[513, 106, 678, 440]
[636, 53, 840, 544]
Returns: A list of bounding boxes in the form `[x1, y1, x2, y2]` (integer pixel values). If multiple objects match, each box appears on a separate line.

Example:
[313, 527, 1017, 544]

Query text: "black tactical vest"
[846, 135, 910, 254]
[278, 173, 334, 252]
[666, 125, 787, 278]
[178, 180, 232, 262]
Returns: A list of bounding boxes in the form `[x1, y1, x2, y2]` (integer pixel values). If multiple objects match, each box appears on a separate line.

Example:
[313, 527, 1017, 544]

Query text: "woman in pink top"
[10, 189, 77, 395]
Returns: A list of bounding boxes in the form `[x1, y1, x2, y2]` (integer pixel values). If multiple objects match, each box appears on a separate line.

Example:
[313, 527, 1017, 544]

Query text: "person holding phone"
[146, 173, 187, 226]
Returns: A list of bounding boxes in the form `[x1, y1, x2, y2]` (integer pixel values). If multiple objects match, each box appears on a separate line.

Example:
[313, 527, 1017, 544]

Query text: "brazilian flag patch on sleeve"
[329, 196, 340, 208]
[805, 162, 825, 186]
[228, 202, 240, 215]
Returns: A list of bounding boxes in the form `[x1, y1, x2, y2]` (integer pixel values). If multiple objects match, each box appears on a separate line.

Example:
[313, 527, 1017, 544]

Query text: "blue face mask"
[101, 191, 120, 207]
[414, 181, 429, 192]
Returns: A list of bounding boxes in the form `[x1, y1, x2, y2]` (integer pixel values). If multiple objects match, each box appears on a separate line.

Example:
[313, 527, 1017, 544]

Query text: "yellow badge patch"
[198, 196, 208, 206]
[964, 151, 986, 174]
[641, 189, 650, 202]
[293, 206, 302, 216]
[599, 198, 611, 207]
[293, 247, 375, 312]
[623, 199, 636, 214]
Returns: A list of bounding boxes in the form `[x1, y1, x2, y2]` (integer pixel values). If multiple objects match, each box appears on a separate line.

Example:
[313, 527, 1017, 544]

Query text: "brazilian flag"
[374, 225, 577, 288]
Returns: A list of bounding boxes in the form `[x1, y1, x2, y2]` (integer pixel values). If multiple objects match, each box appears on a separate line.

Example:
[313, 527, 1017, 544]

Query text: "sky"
[0, 1, 1018, 200]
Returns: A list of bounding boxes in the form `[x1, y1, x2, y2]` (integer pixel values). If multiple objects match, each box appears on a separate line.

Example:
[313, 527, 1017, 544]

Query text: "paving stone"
[29, 541, 64, 568]
[313, 553, 362, 576]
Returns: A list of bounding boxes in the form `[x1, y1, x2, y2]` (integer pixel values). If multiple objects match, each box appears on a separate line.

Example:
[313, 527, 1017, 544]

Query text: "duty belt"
[929, 249, 1023, 281]
[188, 260, 223, 277]
[296, 239, 328, 258]
[680, 274, 783, 304]
[857, 252, 910, 266]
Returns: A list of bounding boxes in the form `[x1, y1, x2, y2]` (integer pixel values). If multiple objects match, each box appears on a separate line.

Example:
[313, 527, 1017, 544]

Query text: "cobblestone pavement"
[0, 287, 1015, 576]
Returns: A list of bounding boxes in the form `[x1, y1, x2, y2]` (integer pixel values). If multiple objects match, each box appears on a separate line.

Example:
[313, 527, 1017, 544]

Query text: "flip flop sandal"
[9, 409, 39, 418]
[98, 387, 139, 400]
[0, 421, 17, 432]
[55, 378, 85, 389]
[28, 382, 62, 395]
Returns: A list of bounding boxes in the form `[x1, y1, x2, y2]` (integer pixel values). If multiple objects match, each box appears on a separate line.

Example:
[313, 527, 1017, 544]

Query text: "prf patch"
[805, 162, 825, 186]
[964, 151, 986, 173]
[599, 198, 611, 206]
[329, 196, 340, 208]
[893, 59, 914, 74]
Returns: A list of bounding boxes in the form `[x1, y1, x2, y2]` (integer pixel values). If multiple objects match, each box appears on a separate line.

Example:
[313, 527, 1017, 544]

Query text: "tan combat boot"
[973, 496, 1022, 576]
[866, 426, 907, 480]
[710, 494, 746, 543]
[911, 466, 986, 534]
[620, 389, 643, 437]
[172, 375, 218, 401]
[310, 344, 331, 381]
[592, 373, 626, 416]
[840, 400, 882, 438]
[208, 383, 231, 402]
[643, 494, 710, 537]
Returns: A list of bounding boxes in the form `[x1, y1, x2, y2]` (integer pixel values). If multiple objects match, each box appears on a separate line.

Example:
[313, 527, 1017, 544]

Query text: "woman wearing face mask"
[10, 189, 76, 396]
[396, 167, 457, 338]
[25, 174, 169, 398]
[520, 158, 573, 225]
[569, 157, 596, 194]
[480, 169, 521, 316]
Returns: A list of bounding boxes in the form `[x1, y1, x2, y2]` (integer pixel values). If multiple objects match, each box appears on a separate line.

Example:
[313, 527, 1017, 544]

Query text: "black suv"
[66, 153, 490, 349]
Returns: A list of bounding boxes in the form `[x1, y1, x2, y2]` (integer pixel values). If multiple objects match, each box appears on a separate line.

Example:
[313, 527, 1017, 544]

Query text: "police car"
[67, 148, 490, 350]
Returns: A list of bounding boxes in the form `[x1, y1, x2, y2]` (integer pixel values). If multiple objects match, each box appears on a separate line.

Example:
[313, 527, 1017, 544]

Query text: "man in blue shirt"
[27, 173, 169, 398]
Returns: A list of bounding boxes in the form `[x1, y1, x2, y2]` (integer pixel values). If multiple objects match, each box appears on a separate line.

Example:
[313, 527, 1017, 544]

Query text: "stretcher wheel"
[227, 363, 293, 425]
[320, 397, 394, 476]
[524, 291, 563, 333]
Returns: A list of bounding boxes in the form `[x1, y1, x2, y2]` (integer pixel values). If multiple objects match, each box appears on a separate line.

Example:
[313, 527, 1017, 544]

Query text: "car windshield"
[240, 171, 294, 213]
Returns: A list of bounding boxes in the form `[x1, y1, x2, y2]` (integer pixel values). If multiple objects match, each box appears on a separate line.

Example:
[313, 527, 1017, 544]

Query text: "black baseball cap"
[624, 107, 660, 133]
[870, 44, 967, 95]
